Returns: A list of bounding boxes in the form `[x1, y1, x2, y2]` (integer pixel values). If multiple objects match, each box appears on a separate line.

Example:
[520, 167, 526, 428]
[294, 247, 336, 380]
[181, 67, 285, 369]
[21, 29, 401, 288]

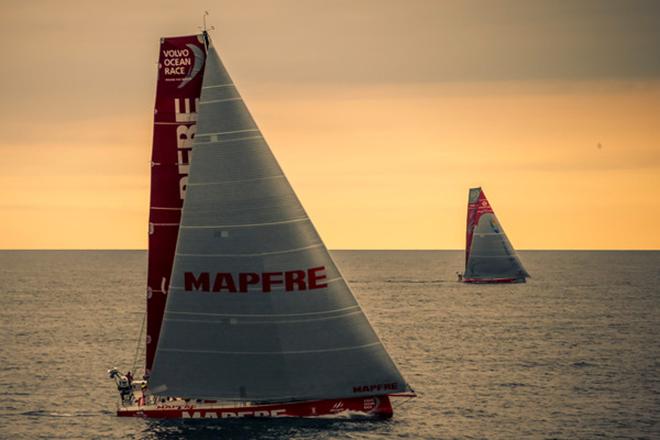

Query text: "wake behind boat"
[108, 30, 414, 419]
[460, 187, 529, 283]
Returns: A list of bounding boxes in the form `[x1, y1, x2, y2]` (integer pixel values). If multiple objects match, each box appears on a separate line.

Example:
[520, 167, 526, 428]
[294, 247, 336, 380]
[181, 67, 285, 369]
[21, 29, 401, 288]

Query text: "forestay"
[149, 38, 409, 402]
[464, 187, 529, 281]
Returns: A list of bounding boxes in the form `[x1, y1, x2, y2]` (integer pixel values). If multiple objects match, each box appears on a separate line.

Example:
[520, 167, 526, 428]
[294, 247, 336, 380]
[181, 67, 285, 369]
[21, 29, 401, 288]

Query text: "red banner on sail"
[146, 34, 206, 372]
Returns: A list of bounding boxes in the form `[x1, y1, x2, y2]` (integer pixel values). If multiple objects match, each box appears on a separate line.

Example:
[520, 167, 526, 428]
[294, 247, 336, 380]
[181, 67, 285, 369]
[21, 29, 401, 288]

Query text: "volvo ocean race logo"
[161, 43, 205, 88]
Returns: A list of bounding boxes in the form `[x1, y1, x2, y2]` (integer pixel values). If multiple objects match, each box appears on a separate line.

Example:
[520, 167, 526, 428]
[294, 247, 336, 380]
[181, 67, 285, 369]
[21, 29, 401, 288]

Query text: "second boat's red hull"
[117, 395, 393, 419]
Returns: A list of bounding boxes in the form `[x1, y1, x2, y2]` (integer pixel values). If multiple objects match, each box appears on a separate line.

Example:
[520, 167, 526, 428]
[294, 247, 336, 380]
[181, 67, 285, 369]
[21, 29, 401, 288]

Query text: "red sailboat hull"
[117, 395, 393, 419]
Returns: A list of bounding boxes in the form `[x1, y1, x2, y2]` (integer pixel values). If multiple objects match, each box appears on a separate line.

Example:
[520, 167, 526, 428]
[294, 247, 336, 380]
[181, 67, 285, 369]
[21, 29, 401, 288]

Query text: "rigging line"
[392, 395, 416, 409]
[131, 312, 147, 375]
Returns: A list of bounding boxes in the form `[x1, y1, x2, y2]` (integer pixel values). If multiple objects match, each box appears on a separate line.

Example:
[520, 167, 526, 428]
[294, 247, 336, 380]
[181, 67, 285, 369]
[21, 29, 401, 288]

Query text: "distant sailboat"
[461, 187, 529, 283]
[108, 31, 414, 419]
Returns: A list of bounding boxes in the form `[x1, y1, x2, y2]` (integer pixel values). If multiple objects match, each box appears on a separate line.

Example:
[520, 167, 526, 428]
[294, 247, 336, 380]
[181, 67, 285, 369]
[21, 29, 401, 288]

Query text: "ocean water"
[1, 250, 658, 439]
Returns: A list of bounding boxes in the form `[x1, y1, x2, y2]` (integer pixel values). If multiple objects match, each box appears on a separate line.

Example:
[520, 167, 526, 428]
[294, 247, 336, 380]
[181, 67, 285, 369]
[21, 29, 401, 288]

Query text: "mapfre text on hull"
[117, 395, 394, 419]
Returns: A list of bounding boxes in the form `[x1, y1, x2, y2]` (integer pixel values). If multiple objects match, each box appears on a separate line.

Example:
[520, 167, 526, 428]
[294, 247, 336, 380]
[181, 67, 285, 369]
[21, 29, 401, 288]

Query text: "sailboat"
[461, 187, 529, 283]
[108, 31, 414, 419]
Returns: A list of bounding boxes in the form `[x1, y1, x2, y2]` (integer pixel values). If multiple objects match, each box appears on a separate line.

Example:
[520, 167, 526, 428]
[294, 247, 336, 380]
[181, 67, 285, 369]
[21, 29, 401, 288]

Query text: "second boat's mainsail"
[464, 187, 529, 281]
[149, 36, 410, 402]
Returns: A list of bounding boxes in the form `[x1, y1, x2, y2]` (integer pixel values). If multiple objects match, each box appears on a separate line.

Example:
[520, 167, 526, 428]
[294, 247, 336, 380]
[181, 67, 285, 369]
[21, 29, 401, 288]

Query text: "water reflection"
[139, 418, 394, 440]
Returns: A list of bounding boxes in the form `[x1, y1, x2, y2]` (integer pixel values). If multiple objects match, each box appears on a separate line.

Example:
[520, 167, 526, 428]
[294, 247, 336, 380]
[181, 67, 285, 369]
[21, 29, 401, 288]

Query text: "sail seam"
[202, 83, 235, 89]
[164, 310, 363, 325]
[151, 223, 180, 226]
[177, 243, 323, 257]
[158, 341, 381, 355]
[194, 135, 263, 145]
[187, 174, 284, 186]
[200, 97, 243, 104]
[197, 128, 259, 136]
[164, 302, 357, 318]
[150, 206, 182, 211]
[469, 255, 517, 258]
[180, 217, 309, 229]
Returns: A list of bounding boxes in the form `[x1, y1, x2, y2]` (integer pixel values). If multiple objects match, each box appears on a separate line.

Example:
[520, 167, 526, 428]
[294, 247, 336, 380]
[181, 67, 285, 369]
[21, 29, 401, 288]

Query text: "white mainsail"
[149, 37, 409, 402]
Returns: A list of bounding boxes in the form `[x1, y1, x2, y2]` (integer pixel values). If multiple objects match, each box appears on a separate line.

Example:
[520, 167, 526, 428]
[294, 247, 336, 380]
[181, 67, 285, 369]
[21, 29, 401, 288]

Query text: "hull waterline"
[117, 395, 394, 419]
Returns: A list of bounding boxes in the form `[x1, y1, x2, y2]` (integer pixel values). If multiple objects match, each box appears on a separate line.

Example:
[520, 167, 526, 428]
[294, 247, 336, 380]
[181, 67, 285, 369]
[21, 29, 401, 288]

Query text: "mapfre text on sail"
[184, 266, 329, 293]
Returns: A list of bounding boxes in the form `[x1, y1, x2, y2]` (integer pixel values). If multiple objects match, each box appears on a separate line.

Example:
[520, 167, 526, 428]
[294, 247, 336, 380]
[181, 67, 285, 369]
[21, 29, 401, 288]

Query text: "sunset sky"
[1, 0, 659, 249]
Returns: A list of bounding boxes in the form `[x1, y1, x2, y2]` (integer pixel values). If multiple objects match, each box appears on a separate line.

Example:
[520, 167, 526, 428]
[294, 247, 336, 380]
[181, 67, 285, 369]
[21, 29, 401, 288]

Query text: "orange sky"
[1, 1, 659, 249]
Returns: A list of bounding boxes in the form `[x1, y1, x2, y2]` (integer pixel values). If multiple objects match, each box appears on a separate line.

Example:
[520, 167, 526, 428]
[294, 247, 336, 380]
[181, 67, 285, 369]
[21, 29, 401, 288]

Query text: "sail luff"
[149, 37, 409, 402]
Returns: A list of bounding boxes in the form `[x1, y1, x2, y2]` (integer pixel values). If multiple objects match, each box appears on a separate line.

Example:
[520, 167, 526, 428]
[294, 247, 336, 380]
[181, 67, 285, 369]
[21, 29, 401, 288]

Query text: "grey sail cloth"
[149, 40, 408, 402]
[464, 191, 529, 280]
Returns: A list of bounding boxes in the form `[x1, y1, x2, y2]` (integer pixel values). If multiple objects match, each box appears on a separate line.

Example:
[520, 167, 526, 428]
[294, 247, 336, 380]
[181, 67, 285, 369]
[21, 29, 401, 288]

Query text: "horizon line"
[0, 248, 658, 252]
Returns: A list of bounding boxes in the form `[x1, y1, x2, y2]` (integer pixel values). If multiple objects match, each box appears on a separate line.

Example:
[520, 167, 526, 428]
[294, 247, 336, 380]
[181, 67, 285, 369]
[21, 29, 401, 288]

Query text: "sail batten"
[149, 37, 409, 402]
[159, 342, 383, 355]
[464, 187, 529, 282]
[165, 304, 361, 318]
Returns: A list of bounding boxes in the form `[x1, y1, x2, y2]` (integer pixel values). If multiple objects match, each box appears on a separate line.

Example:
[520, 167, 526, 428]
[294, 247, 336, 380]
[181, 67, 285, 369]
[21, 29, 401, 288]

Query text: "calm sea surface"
[1, 250, 658, 439]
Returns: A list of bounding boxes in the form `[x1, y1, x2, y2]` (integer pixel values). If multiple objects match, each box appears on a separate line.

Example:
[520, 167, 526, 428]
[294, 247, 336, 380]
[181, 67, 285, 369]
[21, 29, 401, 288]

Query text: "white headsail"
[149, 37, 409, 402]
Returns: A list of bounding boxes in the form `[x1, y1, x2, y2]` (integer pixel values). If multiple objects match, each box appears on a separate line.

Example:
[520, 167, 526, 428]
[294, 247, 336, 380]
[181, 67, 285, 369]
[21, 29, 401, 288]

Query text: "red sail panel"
[465, 188, 493, 267]
[146, 34, 206, 373]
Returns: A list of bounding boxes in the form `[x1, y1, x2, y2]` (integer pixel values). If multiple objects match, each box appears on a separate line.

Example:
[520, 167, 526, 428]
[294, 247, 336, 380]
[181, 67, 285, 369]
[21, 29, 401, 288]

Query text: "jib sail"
[464, 187, 529, 282]
[149, 36, 409, 402]
[146, 34, 207, 373]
